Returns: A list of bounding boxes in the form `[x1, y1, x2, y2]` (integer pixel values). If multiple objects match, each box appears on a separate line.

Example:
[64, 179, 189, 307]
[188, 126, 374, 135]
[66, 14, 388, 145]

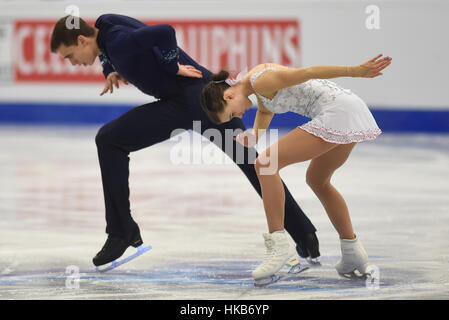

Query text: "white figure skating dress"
[250, 67, 381, 144]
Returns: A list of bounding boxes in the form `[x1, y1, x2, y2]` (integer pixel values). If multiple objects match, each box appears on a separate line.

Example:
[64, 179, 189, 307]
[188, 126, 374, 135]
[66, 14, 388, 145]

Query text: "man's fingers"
[111, 77, 119, 89]
[100, 75, 128, 95]
[100, 83, 110, 96]
[117, 75, 129, 85]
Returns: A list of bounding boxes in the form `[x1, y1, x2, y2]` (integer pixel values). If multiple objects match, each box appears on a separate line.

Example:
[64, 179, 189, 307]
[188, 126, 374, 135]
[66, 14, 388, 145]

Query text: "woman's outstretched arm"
[253, 54, 392, 97]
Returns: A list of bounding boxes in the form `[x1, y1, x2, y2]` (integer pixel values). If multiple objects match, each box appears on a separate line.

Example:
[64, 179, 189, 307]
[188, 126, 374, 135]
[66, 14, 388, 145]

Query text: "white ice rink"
[0, 125, 448, 300]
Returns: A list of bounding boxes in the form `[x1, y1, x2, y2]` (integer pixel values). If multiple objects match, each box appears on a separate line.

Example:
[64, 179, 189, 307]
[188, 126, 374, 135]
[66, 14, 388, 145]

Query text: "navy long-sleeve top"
[95, 14, 209, 99]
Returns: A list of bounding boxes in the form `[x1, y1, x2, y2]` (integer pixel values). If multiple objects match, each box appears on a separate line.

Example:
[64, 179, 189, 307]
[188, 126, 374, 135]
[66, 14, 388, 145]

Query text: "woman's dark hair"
[200, 70, 231, 124]
[50, 15, 95, 53]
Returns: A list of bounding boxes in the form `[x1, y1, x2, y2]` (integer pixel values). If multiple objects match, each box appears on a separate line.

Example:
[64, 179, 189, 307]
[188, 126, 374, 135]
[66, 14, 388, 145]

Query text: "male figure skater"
[50, 14, 320, 266]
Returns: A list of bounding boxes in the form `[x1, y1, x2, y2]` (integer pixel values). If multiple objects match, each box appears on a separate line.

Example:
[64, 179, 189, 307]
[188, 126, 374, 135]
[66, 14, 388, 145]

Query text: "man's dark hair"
[50, 15, 95, 53]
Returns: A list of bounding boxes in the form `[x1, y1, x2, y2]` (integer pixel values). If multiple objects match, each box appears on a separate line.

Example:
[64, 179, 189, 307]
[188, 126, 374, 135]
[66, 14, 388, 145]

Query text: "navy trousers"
[95, 75, 317, 245]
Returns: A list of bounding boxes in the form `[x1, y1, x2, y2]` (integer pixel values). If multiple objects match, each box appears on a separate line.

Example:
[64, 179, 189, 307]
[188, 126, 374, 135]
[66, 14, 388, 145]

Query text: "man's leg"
[193, 111, 318, 248]
[95, 99, 191, 238]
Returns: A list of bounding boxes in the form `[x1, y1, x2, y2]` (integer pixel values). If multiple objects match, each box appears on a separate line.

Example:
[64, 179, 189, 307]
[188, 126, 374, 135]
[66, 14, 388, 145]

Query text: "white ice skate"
[252, 231, 297, 286]
[335, 235, 369, 279]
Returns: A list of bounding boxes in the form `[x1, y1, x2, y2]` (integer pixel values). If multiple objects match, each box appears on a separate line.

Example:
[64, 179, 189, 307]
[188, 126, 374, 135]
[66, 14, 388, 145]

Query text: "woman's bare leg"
[254, 128, 338, 233]
[306, 143, 357, 239]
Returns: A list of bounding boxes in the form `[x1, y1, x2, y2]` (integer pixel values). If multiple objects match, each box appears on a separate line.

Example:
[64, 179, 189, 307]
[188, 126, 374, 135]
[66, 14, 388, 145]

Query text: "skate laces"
[259, 237, 287, 270]
[263, 239, 275, 259]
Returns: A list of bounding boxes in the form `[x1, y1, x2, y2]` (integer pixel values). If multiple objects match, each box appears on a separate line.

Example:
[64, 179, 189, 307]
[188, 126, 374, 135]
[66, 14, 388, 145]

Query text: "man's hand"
[100, 72, 129, 96]
[177, 63, 203, 78]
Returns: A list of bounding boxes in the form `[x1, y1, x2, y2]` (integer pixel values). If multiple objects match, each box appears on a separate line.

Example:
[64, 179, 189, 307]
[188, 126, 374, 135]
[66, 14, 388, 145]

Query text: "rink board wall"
[0, 0, 448, 132]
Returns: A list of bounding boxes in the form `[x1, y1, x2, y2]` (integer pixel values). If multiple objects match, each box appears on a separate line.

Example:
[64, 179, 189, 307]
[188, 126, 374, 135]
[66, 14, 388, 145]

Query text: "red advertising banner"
[13, 19, 301, 83]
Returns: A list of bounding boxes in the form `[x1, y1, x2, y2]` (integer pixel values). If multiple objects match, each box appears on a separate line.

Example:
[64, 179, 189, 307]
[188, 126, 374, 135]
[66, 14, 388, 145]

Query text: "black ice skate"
[93, 226, 151, 272]
[296, 232, 321, 265]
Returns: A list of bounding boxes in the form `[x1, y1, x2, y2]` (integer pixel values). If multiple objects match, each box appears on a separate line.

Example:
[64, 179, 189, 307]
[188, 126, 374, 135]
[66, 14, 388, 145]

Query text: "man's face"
[56, 35, 97, 67]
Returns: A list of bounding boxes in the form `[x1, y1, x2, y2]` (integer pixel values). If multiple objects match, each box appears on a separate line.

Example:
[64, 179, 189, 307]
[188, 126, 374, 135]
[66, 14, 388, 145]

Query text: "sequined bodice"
[250, 67, 352, 118]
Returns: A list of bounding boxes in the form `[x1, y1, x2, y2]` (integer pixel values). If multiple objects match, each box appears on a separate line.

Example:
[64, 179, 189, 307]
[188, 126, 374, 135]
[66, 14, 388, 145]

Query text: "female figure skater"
[200, 54, 392, 281]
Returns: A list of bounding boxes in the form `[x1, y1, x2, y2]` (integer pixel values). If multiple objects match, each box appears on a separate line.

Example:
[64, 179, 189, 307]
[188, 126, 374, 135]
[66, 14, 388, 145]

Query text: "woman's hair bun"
[211, 70, 229, 82]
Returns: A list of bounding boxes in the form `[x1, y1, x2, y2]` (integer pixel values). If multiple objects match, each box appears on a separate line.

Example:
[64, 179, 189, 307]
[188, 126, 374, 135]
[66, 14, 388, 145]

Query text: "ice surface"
[0, 125, 448, 299]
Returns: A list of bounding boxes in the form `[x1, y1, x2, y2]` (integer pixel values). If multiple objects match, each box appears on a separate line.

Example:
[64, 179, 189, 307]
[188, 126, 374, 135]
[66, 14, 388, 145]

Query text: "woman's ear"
[223, 89, 233, 101]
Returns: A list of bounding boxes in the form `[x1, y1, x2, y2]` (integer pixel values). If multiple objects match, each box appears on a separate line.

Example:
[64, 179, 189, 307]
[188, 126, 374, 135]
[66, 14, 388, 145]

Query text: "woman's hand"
[177, 63, 203, 78]
[358, 54, 392, 78]
[233, 130, 258, 148]
[100, 72, 129, 95]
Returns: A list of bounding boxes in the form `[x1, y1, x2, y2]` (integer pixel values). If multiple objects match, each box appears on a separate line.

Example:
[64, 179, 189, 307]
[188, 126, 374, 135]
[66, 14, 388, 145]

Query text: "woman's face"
[218, 88, 253, 123]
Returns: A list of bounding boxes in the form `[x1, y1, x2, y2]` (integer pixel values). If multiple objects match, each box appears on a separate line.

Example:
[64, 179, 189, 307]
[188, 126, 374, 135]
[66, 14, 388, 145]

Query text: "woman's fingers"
[375, 61, 390, 70]
[376, 60, 391, 72]
[370, 54, 383, 62]
[189, 69, 203, 78]
[189, 66, 203, 75]
[372, 58, 390, 69]
[378, 57, 392, 65]
[183, 65, 203, 77]
[177, 64, 203, 78]
[376, 56, 391, 64]
[234, 131, 257, 147]
[367, 56, 391, 77]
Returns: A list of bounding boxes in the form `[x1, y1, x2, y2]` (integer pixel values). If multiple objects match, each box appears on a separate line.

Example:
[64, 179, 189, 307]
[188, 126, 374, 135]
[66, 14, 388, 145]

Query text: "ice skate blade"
[287, 263, 309, 274]
[95, 245, 152, 273]
[285, 257, 299, 268]
[254, 274, 281, 287]
[285, 256, 309, 274]
[338, 270, 369, 280]
[306, 257, 321, 266]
